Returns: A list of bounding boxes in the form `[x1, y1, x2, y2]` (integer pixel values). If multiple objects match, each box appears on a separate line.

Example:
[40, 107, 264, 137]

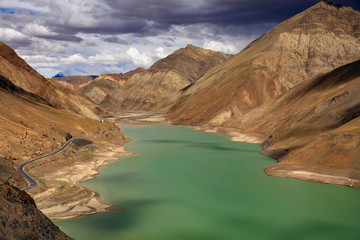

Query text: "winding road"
[17, 129, 115, 191]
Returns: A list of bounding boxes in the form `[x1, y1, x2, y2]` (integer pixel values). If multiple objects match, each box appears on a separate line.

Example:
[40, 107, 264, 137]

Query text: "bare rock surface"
[0, 181, 72, 240]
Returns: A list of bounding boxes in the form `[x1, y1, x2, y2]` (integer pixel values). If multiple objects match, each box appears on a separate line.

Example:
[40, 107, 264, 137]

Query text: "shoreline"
[29, 112, 360, 221]
[28, 131, 132, 220]
[184, 123, 360, 189]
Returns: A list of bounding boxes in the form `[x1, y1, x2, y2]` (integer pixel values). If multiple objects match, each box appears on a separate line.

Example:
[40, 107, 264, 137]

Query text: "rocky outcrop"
[0, 41, 105, 120]
[170, 2, 360, 125]
[0, 181, 72, 240]
[102, 45, 231, 112]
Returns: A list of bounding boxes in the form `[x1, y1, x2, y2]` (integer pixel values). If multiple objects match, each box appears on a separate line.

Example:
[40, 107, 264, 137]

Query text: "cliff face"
[0, 41, 105, 121]
[102, 45, 231, 112]
[170, 2, 360, 125]
[0, 181, 72, 240]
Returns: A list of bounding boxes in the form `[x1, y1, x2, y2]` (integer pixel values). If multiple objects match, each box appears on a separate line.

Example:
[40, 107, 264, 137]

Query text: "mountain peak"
[321, 0, 343, 8]
[185, 44, 196, 48]
[52, 72, 67, 78]
[183, 44, 206, 52]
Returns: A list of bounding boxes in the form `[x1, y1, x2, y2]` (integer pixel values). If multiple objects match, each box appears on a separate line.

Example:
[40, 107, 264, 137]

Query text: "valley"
[1, 0, 360, 239]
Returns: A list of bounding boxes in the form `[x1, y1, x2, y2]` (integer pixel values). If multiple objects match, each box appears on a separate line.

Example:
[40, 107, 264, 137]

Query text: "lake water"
[56, 124, 360, 240]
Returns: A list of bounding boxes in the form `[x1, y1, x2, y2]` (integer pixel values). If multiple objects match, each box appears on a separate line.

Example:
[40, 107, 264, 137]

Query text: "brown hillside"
[0, 74, 117, 188]
[102, 44, 231, 112]
[170, 2, 360, 125]
[224, 59, 360, 186]
[0, 181, 72, 239]
[0, 41, 106, 120]
[81, 67, 145, 104]
[53, 75, 98, 90]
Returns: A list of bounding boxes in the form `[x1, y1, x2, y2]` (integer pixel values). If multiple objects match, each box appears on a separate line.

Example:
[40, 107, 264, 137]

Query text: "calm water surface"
[56, 124, 360, 240]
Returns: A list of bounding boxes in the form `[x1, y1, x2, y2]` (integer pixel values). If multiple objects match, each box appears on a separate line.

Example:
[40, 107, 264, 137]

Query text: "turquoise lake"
[56, 124, 360, 240]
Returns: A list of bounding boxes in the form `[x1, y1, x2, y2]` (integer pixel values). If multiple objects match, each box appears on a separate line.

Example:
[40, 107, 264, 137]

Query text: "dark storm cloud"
[2, 0, 360, 42]
[104, 0, 360, 34]
[103, 36, 130, 45]
[33, 34, 83, 42]
[2, 0, 360, 77]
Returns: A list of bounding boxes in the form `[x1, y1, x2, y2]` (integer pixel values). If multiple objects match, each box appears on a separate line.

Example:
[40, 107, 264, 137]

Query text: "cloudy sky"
[0, 0, 359, 77]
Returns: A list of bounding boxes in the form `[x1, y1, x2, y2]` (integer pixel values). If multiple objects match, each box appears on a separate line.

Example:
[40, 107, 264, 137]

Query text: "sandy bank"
[26, 131, 131, 220]
[265, 163, 360, 188]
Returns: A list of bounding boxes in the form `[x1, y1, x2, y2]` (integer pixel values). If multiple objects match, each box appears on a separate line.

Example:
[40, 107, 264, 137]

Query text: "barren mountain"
[0, 72, 119, 189]
[0, 44, 128, 236]
[0, 181, 72, 240]
[80, 68, 145, 104]
[102, 44, 231, 111]
[53, 75, 98, 90]
[0, 41, 105, 120]
[170, 1, 360, 125]
[223, 59, 360, 186]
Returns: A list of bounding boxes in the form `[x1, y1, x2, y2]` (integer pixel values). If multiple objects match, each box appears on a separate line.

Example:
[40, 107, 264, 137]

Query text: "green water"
[57, 124, 360, 240]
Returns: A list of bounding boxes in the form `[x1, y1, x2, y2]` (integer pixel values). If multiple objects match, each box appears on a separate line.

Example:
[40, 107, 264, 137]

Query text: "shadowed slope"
[0, 181, 73, 239]
[0, 41, 105, 120]
[222, 59, 360, 185]
[170, 2, 360, 125]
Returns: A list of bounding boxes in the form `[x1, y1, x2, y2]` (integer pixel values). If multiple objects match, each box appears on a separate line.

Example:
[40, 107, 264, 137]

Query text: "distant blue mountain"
[52, 72, 67, 78]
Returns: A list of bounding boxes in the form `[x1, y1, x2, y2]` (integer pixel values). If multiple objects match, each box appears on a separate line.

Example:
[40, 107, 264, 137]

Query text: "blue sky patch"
[0, 8, 15, 14]
[131, 39, 139, 44]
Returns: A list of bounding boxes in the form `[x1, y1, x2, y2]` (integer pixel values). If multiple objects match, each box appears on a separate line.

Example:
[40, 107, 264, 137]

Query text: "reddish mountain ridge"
[0, 41, 105, 120]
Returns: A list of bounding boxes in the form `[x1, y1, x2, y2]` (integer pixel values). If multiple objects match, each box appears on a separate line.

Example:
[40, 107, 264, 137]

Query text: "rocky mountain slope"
[0, 43, 128, 237]
[224, 59, 360, 186]
[0, 73, 117, 188]
[102, 44, 231, 111]
[0, 181, 72, 239]
[80, 68, 145, 104]
[53, 75, 98, 90]
[170, 1, 360, 125]
[0, 41, 105, 121]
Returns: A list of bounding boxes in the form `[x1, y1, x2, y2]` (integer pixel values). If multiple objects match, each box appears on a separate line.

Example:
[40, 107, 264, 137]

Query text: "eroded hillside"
[0, 41, 105, 121]
[102, 44, 231, 112]
[170, 1, 360, 125]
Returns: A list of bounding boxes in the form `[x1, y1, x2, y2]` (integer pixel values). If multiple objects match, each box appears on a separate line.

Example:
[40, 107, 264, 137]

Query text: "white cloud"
[126, 47, 153, 66]
[203, 40, 238, 54]
[22, 23, 56, 36]
[155, 47, 168, 58]
[0, 28, 28, 42]
[0, 0, 49, 12]
[1, 1, 264, 77]
[60, 53, 88, 64]
[22, 55, 58, 67]
[88, 54, 117, 65]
